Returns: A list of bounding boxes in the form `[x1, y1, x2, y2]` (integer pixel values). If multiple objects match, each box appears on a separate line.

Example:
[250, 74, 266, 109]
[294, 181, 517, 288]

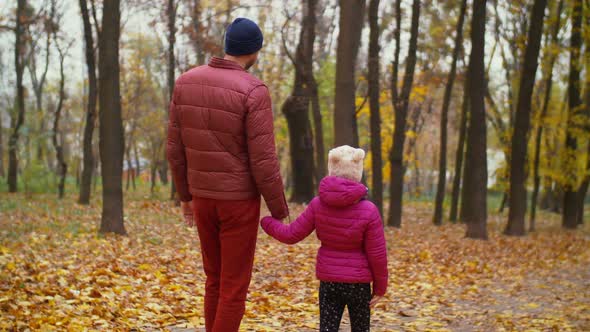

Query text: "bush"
[22, 160, 56, 195]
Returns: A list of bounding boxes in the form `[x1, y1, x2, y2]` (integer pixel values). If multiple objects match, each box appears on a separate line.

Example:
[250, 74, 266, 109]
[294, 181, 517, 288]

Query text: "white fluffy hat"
[328, 145, 366, 182]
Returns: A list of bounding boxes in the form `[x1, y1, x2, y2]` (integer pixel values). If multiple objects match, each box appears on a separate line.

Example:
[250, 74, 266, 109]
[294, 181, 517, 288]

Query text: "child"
[261, 145, 388, 332]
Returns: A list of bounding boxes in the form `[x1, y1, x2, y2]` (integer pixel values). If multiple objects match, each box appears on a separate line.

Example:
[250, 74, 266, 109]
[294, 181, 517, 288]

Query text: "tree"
[186, 0, 205, 65]
[433, 0, 467, 226]
[26, 5, 54, 163]
[333, 0, 365, 147]
[0, 49, 5, 179]
[8, 0, 27, 193]
[489, 1, 530, 214]
[281, 0, 317, 203]
[367, 0, 383, 215]
[577, 7, 590, 225]
[450, 72, 469, 223]
[98, 0, 126, 235]
[78, 0, 98, 205]
[577, 92, 590, 225]
[505, 0, 548, 236]
[51, 24, 72, 199]
[121, 33, 166, 197]
[463, 0, 488, 239]
[309, 35, 326, 183]
[0, 115, 3, 179]
[530, 0, 564, 231]
[388, 0, 420, 228]
[562, 0, 583, 229]
[309, 0, 330, 183]
[167, 0, 177, 202]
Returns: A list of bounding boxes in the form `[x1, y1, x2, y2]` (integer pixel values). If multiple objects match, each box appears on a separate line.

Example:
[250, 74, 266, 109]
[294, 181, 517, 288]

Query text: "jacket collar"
[319, 176, 368, 208]
[208, 56, 246, 71]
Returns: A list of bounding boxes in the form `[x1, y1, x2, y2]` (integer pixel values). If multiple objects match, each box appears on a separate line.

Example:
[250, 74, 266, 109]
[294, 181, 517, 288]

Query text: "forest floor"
[0, 189, 589, 331]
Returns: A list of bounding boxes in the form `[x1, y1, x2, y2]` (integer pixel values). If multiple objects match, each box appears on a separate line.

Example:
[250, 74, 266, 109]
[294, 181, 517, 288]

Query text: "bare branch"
[280, 8, 297, 67]
[90, 0, 101, 38]
[0, 24, 15, 31]
[355, 93, 369, 115]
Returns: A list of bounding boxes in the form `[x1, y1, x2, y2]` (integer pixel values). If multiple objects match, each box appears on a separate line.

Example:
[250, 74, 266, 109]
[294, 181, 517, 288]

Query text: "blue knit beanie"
[224, 18, 264, 56]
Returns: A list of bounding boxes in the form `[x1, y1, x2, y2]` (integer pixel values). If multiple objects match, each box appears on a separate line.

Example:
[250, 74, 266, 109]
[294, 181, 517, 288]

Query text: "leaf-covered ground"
[1, 191, 589, 331]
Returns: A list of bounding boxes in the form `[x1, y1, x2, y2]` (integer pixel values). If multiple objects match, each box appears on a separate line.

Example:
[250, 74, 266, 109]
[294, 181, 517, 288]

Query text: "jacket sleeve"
[260, 203, 315, 245]
[166, 88, 192, 202]
[245, 84, 289, 219]
[364, 208, 389, 296]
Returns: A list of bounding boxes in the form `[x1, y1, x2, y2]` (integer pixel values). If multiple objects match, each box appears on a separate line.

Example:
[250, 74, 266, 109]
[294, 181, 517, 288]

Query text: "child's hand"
[369, 295, 383, 308]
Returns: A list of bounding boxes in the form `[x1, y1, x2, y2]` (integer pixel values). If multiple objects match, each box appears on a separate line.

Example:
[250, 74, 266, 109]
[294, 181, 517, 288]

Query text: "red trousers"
[193, 197, 261, 332]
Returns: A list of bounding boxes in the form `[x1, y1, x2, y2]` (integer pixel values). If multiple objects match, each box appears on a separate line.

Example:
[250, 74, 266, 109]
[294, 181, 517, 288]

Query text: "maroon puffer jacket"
[167, 57, 289, 219]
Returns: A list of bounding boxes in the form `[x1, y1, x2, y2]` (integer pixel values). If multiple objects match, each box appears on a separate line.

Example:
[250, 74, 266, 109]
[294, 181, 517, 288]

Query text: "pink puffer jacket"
[261, 176, 388, 296]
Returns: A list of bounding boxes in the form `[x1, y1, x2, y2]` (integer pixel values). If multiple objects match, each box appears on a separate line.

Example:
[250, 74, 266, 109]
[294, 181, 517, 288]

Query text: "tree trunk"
[451, 74, 469, 222]
[125, 144, 135, 191]
[505, 0, 547, 236]
[151, 164, 157, 194]
[93, 159, 99, 192]
[387, 0, 421, 228]
[190, 0, 205, 66]
[578, 173, 589, 225]
[433, 0, 467, 225]
[333, 0, 365, 147]
[52, 35, 69, 200]
[75, 162, 80, 188]
[133, 141, 141, 177]
[167, 0, 177, 202]
[310, 77, 326, 183]
[498, 191, 508, 213]
[8, 0, 27, 193]
[98, 0, 126, 235]
[283, 94, 315, 202]
[541, 179, 562, 212]
[0, 103, 4, 178]
[576, 10, 590, 226]
[368, 0, 383, 216]
[126, 165, 131, 191]
[157, 160, 168, 184]
[391, 0, 401, 106]
[530, 0, 563, 232]
[282, 0, 317, 203]
[307, 2, 325, 185]
[562, 0, 583, 229]
[388, 0, 401, 219]
[464, 0, 488, 240]
[79, 0, 98, 205]
[28, 26, 52, 165]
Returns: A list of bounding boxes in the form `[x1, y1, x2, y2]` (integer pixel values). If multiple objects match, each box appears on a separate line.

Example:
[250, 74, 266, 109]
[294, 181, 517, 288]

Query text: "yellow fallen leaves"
[0, 193, 589, 331]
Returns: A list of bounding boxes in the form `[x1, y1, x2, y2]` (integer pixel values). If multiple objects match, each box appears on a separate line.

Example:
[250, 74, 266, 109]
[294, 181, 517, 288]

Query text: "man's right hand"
[181, 201, 195, 227]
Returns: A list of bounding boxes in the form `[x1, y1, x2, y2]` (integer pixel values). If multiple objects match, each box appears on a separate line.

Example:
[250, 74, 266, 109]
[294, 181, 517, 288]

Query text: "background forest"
[1, 0, 589, 330]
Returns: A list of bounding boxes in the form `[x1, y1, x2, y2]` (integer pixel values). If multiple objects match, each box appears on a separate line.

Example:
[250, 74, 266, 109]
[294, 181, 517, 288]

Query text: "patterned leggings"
[319, 281, 371, 332]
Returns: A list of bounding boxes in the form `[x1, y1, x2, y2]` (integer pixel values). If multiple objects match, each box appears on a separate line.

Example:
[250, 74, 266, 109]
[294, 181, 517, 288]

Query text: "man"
[166, 18, 289, 332]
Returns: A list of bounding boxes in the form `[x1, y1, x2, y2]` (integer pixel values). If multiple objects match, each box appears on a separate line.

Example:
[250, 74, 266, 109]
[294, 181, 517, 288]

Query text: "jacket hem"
[190, 189, 259, 201]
